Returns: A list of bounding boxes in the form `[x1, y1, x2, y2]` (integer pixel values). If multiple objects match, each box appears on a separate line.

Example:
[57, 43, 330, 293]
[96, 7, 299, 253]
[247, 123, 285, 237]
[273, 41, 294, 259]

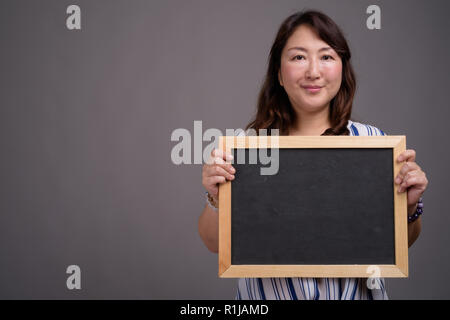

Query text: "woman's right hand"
[202, 148, 236, 201]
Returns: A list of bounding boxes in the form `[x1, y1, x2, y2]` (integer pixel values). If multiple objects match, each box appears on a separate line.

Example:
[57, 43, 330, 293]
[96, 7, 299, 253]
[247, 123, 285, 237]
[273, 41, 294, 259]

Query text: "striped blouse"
[235, 119, 389, 300]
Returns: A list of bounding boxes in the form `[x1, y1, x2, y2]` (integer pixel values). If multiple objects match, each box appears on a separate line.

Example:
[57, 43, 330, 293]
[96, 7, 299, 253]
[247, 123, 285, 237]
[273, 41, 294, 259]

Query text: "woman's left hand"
[395, 149, 429, 215]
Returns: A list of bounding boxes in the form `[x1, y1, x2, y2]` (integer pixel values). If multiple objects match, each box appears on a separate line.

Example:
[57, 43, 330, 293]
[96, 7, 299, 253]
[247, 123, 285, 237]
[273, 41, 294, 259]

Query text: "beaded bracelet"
[408, 197, 423, 223]
[205, 191, 219, 212]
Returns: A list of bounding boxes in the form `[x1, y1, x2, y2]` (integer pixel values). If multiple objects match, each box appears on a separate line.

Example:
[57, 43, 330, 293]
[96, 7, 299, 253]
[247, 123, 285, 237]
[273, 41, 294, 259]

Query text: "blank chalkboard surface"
[232, 148, 394, 265]
[218, 136, 408, 278]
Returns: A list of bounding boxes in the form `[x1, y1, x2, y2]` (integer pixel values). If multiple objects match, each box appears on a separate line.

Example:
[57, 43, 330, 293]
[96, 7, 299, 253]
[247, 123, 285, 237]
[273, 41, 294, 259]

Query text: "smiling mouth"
[302, 86, 323, 93]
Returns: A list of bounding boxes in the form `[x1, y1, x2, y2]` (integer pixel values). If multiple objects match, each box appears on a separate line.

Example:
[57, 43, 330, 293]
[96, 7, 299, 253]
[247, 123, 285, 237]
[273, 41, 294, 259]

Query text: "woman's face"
[279, 24, 342, 115]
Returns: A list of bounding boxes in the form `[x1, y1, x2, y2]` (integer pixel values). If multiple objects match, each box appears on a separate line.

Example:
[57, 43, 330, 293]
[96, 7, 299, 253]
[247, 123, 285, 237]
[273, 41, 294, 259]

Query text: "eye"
[322, 55, 334, 60]
[292, 55, 305, 61]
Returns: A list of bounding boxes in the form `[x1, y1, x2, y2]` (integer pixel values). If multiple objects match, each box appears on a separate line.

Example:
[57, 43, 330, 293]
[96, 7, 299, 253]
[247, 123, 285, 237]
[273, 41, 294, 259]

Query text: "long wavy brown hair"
[245, 10, 356, 136]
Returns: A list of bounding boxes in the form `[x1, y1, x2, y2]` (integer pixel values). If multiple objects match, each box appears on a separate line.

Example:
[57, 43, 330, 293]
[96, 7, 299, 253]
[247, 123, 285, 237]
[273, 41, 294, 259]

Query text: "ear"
[278, 70, 283, 87]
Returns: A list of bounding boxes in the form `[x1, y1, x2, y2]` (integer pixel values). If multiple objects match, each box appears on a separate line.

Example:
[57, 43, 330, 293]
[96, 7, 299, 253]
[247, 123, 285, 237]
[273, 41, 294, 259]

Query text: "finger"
[211, 148, 234, 162]
[398, 175, 418, 193]
[207, 165, 235, 181]
[213, 158, 236, 174]
[397, 149, 416, 163]
[205, 153, 229, 165]
[204, 157, 235, 174]
[205, 151, 224, 165]
[213, 156, 225, 165]
[208, 185, 219, 197]
[205, 156, 224, 165]
[206, 175, 227, 189]
[203, 160, 236, 177]
[395, 162, 421, 184]
[397, 170, 417, 192]
[398, 170, 425, 192]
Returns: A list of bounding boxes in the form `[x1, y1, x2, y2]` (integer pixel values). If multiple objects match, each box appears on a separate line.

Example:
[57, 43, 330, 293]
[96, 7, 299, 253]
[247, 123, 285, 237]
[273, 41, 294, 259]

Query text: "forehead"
[284, 24, 331, 51]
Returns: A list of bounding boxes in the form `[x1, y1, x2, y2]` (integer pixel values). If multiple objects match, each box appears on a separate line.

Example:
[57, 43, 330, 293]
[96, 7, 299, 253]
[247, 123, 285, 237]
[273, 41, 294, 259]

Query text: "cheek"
[280, 63, 304, 85]
[324, 64, 342, 88]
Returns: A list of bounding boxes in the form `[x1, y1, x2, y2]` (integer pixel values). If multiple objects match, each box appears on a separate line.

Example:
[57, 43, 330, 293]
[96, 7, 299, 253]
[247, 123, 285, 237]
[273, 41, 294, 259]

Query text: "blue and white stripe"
[235, 119, 389, 300]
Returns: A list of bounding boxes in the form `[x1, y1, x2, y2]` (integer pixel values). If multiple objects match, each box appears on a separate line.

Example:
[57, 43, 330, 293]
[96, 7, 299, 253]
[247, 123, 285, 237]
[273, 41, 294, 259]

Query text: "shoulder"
[235, 122, 387, 136]
[347, 119, 387, 136]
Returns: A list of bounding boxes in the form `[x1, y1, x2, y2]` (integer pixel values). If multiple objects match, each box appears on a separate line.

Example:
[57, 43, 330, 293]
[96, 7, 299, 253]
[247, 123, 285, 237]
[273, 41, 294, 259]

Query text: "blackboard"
[218, 136, 408, 278]
[232, 148, 394, 265]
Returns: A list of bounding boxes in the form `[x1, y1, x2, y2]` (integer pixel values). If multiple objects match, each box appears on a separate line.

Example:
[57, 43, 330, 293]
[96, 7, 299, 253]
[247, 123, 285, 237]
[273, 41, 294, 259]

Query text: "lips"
[302, 85, 323, 93]
[302, 85, 323, 89]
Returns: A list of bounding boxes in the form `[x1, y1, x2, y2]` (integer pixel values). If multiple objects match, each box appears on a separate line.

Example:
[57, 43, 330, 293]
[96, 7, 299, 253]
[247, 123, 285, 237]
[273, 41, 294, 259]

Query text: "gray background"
[0, 0, 448, 299]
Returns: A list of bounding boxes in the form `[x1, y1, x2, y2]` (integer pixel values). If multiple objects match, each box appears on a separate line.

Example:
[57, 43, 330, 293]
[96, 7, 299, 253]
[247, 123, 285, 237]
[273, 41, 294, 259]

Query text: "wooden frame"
[218, 135, 408, 278]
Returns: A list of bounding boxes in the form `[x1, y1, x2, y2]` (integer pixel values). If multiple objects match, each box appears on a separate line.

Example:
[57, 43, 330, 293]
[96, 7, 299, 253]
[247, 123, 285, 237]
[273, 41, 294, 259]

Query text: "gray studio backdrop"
[0, 0, 448, 299]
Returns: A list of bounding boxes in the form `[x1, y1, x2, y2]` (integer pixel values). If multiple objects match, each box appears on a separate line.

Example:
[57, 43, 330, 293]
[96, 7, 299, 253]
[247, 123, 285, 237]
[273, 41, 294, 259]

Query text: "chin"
[298, 101, 328, 111]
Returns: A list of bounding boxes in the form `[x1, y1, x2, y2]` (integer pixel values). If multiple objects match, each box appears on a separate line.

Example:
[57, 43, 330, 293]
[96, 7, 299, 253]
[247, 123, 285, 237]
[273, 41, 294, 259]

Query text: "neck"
[289, 105, 331, 136]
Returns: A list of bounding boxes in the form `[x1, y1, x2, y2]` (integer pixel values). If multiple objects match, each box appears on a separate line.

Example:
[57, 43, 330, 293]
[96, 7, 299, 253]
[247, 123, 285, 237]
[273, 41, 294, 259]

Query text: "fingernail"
[226, 154, 233, 161]
[230, 167, 236, 173]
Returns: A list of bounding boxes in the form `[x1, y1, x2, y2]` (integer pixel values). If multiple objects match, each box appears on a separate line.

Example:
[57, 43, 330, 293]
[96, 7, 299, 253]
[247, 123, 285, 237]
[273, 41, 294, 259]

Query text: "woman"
[198, 10, 428, 300]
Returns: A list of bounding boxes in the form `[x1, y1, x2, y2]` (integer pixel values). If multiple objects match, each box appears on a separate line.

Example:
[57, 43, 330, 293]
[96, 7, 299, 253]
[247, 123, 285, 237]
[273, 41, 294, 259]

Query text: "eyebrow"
[287, 46, 332, 52]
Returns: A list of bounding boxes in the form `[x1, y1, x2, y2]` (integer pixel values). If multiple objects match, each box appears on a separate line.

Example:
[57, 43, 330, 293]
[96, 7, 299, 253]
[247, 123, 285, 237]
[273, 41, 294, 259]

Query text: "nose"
[306, 58, 320, 80]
